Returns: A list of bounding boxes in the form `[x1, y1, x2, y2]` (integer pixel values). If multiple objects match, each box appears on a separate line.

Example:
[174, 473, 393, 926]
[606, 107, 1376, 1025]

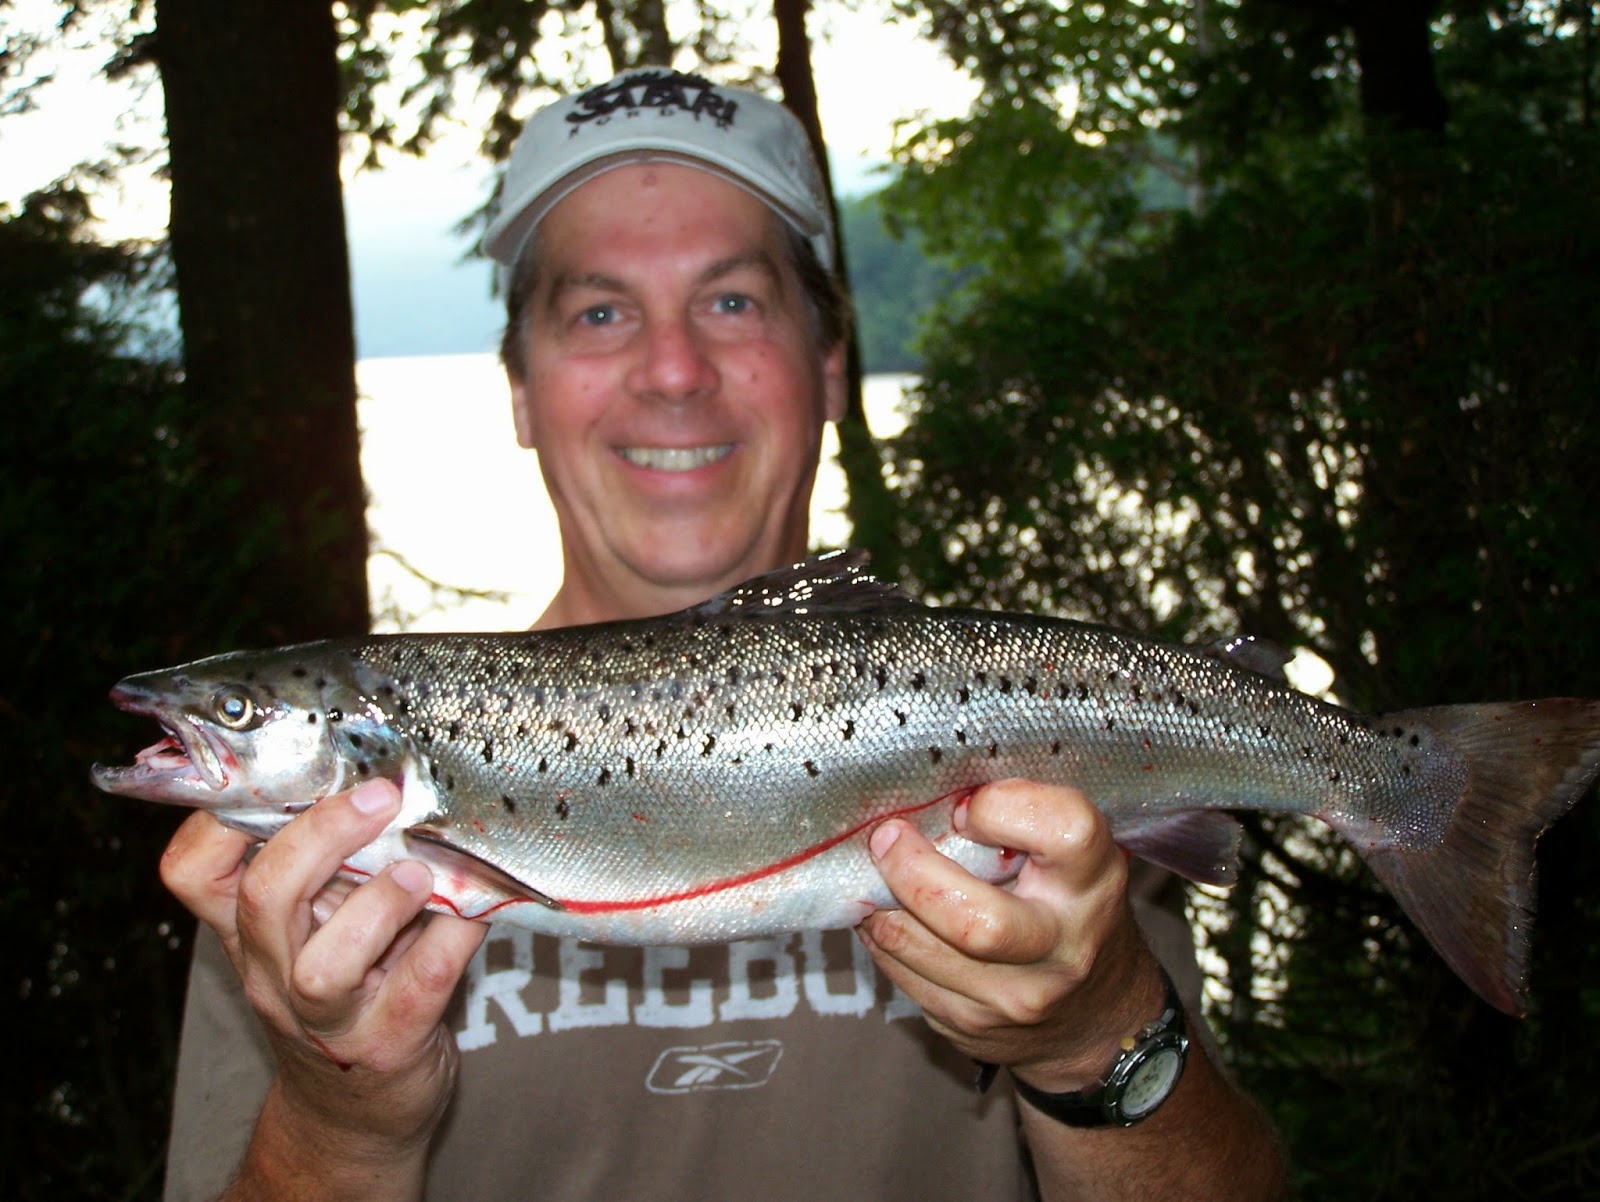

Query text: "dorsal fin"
[689, 549, 916, 619]
[1202, 634, 1293, 684]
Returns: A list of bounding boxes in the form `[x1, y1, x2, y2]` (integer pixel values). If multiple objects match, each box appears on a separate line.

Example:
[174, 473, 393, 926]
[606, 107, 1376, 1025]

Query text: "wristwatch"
[1007, 968, 1190, 1128]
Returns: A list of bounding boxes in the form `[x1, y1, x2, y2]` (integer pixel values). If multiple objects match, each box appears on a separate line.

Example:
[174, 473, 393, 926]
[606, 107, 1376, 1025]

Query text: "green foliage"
[837, 188, 966, 372]
[885, 1, 1600, 1194]
[0, 185, 277, 1200]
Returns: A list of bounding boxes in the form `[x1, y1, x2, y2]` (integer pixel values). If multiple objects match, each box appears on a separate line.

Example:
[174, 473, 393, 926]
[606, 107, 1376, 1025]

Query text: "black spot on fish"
[956, 729, 968, 744]
[598, 767, 612, 786]
[356, 761, 370, 776]
[1023, 676, 1038, 695]
[306, 713, 318, 725]
[791, 703, 805, 721]
[804, 760, 820, 777]
[292, 666, 308, 679]
[975, 671, 988, 686]
[1051, 741, 1062, 755]
[1329, 770, 1342, 783]
[538, 757, 548, 773]
[1401, 764, 1412, 776]
[555, 798, 570, 820]
[873, 665, 888, 689]
[1259, 725, 1271, 739]
[445, 773, 455, 792]
[811, 664, 825, 682]
[911, 671, 926, 691]
[626, 756, 636, 777]
[724, 702, 737, 720]
[1105, 717, 1116, 731]
[842, 719, 855, 741]
[987, 741, 999, 758]
[501, 794, 516, 813]
[702, 735, 716, 757]
[482, 741, 494, 765]
[895, 710, 908, 727]
[929, 746, 943, 764]
[565, 731, 580, 752]
[1410, 734, 1421, 747]
[958, 686, 970, 704]
[448, 720, 461, 741]
[656, 739, 667, 759]
[1131, 684, 1141, 702]
[1076, 683, 1090, 701]
[625, 717, 639, 737]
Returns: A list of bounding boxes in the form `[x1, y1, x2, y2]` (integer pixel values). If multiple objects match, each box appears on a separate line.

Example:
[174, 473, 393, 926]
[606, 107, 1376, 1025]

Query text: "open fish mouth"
[90, 685, 228, 801]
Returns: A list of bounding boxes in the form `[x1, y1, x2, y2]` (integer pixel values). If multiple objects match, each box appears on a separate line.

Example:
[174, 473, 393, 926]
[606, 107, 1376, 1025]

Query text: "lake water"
[356, 355, 915, 632]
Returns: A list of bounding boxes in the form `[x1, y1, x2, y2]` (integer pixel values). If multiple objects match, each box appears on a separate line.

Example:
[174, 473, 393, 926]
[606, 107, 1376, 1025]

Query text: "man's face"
[510, 162, 846, 611]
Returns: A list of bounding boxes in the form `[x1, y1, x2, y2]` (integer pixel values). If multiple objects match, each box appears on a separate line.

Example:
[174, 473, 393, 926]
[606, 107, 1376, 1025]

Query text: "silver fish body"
[93, 552, 1600, 1014]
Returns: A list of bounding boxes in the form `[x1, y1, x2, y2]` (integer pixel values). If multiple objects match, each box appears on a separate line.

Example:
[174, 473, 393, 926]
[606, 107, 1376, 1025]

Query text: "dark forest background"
[3, 1, 1598, 1198]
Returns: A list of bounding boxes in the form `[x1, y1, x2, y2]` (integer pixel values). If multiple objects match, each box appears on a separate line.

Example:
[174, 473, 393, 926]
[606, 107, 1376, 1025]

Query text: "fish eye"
[213, 686, 258, 730]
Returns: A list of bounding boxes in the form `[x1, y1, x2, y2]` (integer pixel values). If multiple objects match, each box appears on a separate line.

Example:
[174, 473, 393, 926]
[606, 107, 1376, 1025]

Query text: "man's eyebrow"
[698, 250, 783, 287]
[544, 271, 626, 312]
[543, 250, 782, 312]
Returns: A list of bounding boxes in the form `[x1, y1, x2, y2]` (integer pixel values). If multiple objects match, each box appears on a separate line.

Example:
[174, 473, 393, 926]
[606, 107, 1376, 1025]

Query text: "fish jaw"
[89, 664, 345, 823]
[91, 681, 237, 805]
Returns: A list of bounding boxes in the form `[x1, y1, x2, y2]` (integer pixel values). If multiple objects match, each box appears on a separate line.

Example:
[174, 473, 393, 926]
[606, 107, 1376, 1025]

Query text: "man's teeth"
[618, 445, 733, 471]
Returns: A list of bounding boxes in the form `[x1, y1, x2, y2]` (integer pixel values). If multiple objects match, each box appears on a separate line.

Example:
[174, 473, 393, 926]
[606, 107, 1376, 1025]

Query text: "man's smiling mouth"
[618, 445, 735, 471]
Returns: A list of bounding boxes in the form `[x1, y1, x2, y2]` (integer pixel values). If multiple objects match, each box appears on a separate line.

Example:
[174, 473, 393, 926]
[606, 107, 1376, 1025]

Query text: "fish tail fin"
[1361, 699, 1600, 1016]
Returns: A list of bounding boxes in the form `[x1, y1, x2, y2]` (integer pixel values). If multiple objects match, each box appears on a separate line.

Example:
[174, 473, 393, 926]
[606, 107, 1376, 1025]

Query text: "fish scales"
[92, 551, 1600, 1014]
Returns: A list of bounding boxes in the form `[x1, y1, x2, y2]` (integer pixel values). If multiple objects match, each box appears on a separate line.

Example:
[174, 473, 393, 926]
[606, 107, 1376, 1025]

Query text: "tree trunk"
[153, 0, 369, 643]
[772, 0, 903, 572]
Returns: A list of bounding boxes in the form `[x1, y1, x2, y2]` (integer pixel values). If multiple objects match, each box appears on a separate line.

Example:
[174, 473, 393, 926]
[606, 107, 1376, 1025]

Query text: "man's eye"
[713, 293, 752, 315]
[579, 304, 617, 326]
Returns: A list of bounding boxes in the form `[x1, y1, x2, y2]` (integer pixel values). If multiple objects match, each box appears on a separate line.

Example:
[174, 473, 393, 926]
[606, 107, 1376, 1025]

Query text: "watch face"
[1120, 1045, 1185, 1121]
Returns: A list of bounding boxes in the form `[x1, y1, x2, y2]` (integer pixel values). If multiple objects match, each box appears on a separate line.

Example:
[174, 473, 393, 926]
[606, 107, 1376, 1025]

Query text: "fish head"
[90, 647, 364, 825]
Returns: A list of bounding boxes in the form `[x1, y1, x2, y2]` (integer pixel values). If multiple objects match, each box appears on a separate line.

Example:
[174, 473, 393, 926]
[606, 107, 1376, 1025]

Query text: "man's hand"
[859, 779, 1165, 1092]
[160, 780, 486, 1172]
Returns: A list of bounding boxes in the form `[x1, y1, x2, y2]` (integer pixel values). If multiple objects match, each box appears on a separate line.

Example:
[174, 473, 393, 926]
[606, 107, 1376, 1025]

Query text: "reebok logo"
[645, 1040, 784, 1094]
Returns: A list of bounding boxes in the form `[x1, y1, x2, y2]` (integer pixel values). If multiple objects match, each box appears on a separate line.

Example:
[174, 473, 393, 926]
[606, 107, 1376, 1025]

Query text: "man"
[160, 68, 1285, 1200]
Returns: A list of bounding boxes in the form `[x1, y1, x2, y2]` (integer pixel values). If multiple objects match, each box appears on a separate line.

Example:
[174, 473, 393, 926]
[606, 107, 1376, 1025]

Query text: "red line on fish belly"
[556, 789, 975, 916]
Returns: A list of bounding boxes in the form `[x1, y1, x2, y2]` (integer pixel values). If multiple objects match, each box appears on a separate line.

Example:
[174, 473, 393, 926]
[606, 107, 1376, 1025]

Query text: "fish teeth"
[618, 444, 733, 471]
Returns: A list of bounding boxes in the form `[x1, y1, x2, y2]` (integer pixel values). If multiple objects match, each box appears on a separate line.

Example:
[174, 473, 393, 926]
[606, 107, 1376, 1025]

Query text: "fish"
[92, 550, 1600, 1015]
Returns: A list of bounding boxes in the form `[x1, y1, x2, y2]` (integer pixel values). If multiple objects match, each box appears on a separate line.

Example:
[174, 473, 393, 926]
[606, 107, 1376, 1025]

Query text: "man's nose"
[626, 314, 719, 403]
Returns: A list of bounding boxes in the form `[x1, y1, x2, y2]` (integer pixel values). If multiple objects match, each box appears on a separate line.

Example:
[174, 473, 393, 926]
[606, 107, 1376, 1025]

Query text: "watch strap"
[1005, 967, 1188, 1128]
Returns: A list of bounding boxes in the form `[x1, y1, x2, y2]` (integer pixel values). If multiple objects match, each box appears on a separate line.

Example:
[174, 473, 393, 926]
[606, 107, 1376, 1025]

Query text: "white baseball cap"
[482, 68, 836, 271]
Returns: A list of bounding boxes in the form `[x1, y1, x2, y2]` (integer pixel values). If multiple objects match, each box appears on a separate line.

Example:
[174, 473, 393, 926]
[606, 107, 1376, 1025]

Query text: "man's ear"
[508, 373, 537, 449]
[822, 341, 848, 425]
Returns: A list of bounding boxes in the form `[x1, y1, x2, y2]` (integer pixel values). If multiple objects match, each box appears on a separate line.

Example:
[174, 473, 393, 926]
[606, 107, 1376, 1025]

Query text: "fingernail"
[869, 822, 901, 861]
[391, 860, 431, 895]
[350, 780, 395, 815]
[952, 797, 971, 832]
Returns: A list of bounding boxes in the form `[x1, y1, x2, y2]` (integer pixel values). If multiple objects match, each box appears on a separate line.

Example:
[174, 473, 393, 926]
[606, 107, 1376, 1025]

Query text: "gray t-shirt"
[163, 863, 1196, 1201]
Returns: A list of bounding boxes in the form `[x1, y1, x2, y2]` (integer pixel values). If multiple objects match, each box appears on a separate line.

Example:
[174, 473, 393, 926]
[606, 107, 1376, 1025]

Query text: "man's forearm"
[219, 1079, 433, 1202]
[1019, 1038, 1287, 1202]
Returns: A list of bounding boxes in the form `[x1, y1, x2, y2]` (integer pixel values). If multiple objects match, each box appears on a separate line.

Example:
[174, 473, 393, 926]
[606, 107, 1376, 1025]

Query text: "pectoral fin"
[405, 825, 564, 911]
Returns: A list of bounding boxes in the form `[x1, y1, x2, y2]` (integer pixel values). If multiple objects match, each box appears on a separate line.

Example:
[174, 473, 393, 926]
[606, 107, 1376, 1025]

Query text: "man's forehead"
[532, 167, 795, 278]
